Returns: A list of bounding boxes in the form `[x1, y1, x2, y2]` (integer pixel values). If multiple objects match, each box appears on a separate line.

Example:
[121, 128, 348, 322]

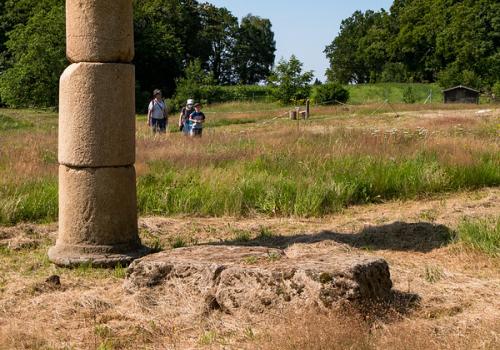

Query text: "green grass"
[136, 115, 258, 134]
[0, 109, 58, 133]
[0, 113, 33, 131]
[232, 229, 252, 242]
[0, 142, 498, 225]
[0, 102, 498, 225]
[113, 263, 127, 279]
[137, 152, 499, 218]
[205, 118, 257, 128]
[204, 101, 282, 113]
[0, 179, 57, 225]
[346, 83, 444, 105]
[423, 265, 444, 283]
[456, 217, 500, 256]
[170, 236, 188, 249]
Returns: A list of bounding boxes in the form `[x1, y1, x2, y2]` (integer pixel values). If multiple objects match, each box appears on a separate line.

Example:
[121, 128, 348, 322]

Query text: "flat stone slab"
[124, 246, 392, 314]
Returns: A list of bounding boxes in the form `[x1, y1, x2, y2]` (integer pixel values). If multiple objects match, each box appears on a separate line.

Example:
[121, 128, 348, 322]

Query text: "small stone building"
[443, 85, 480, 104]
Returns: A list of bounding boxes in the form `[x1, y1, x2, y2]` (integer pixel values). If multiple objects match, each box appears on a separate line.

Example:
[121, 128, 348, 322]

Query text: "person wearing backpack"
[147, 89, 168, 134]
[178, 98, 194, 135]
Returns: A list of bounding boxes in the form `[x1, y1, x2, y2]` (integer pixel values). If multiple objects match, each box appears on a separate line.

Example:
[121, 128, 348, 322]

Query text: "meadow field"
[0, 102, 499, 349]
[1, 101, 499, 224]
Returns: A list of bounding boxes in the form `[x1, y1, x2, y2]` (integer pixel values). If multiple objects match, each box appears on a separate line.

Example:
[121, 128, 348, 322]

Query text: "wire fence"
[203, 98, 402, 133]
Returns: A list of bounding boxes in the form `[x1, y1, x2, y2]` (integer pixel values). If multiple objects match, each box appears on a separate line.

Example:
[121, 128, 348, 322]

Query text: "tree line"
[325, 0, 499, 92]
[0, 0, 276, 108]
[2, 0, 497, 110]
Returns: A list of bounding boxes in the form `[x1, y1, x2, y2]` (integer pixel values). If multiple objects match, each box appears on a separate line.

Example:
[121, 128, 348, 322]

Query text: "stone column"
[49, 0, 148, 267]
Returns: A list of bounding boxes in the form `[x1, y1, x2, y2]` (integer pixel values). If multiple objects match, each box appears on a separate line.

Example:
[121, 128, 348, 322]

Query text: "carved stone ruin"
[125, 246, 393, 314]
[49, 0, 148, 267]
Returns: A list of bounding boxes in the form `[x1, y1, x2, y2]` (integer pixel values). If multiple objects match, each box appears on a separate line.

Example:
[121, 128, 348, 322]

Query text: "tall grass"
[137, 151, 499, 217]
[456, 217, 500, 256]
[0, 179, 57, 224]
[13, 151, 497, 224]
[0, 113, 33, 131]
[0, 104, 498, 224]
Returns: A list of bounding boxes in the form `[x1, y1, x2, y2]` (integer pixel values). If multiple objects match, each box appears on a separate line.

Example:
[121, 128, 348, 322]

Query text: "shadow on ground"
[221, 221, 454, 253]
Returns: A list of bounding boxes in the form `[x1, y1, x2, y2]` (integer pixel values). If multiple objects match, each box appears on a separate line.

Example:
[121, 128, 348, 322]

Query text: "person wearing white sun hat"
[179, 98, 194, 135]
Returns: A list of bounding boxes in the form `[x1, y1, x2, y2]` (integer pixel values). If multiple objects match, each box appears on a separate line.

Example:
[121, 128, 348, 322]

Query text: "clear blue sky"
[206, 0, 393, 81]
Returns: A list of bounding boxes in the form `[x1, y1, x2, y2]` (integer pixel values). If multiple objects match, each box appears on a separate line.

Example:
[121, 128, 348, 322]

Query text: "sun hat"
[194, 102, 201, 107]
[187, 99, 194, 106]
[153, 89, 161, 96]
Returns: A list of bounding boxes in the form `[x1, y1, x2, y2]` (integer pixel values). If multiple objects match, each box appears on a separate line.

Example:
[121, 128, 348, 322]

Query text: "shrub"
[311, 83, 349, 105]
[170, 59, 274, 111]
[171, 84, 274, 112]
[492, 81, 500, 102]
[403, 86, 417, 104]
[170, 59, 216, 111]
[223, 85, 273, 102]
[268, 55, 313, 105]
[438, 64, 482, 90]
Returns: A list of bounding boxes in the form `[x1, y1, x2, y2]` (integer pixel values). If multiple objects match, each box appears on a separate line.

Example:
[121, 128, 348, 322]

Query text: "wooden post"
[294, 107, 299, 132]
[305, 99, 310, 119]
[289, 110, 297, 120]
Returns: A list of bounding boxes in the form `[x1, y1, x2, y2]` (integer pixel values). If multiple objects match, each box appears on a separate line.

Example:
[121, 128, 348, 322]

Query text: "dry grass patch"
[254, 308, 499, 350]
[0, 190, 499, 349]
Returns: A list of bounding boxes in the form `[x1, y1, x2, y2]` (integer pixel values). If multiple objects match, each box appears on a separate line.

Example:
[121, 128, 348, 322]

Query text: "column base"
[48, 242, 150, 268]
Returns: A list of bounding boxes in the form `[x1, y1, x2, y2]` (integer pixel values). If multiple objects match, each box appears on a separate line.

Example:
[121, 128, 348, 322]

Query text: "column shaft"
[49, 0, 147, 267]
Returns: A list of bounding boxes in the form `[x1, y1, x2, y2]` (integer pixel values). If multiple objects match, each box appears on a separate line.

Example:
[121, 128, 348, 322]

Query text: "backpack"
[149, 99, 166, 118]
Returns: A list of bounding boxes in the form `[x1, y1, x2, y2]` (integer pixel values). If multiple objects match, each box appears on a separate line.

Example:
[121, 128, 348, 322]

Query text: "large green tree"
[0, 0, 65, 107]
[133, 0, 203, 108]
[325, 0, 500, 89]
[324, 10, 389, 84]
[198, 4, 239, 85]
[233, 15, 276, 84]
[0, 0, 276, 108]
[1, 0, 42, 71]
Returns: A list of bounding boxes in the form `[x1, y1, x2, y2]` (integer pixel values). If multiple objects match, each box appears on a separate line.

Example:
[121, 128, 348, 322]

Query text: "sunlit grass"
[0, 103, 498, 224]
[456, 216, 500, 256]
[346, 83, 443, 104]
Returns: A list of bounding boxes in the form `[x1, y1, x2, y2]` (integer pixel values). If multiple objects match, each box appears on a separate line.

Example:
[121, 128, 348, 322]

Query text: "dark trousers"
[151, 118, 167, 133]
[190, 128, 203, 137]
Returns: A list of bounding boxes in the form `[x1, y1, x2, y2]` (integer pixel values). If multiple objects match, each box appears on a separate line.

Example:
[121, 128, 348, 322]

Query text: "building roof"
[442, 85, 480, 94]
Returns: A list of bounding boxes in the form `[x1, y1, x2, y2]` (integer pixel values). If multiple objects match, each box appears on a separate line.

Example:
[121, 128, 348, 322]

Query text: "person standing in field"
[147, 89, 168, 134]
[179, 98, 194, 135]
[189, 102, 206, 137]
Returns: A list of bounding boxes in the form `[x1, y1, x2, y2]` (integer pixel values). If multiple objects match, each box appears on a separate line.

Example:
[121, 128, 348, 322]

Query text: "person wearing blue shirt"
[188, 103, 206, 137]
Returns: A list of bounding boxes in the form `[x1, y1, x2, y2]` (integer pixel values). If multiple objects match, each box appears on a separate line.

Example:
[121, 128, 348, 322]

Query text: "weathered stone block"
[58, 63, 135, 167]
[66, 0, 134, 62]
[124, 246, 393, 314]
[49, 165, 143, 267]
